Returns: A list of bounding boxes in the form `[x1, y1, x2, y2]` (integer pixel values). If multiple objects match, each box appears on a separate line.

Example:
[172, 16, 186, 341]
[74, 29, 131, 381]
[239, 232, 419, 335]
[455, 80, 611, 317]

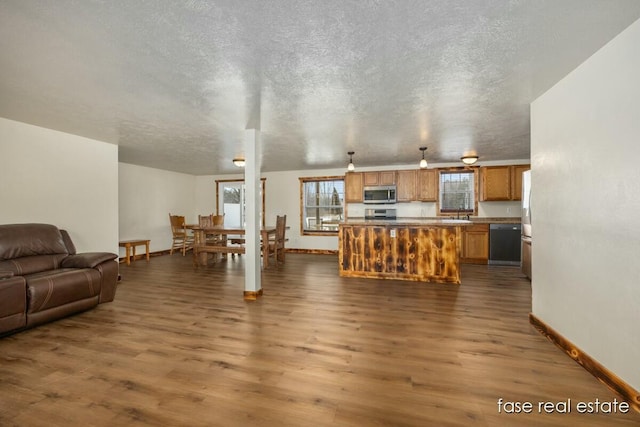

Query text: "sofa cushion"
[0, 254, 68, 276]
[61, 252, 118, 269]
[25, 269, 101, 314]
[0, 224, 68, 260]
[0, 276, 27, 334]
[59, 229, 77, 255]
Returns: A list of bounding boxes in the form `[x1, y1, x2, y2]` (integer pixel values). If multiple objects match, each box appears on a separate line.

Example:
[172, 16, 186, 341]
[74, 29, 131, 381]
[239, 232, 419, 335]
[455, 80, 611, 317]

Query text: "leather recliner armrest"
[0, 270, 15, 280]
[61, 252, 118, 269]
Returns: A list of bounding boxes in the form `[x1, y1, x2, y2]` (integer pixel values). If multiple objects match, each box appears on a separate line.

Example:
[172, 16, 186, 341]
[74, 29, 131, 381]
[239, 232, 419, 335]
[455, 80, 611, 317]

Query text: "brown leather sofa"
[0, 223, 118, 336]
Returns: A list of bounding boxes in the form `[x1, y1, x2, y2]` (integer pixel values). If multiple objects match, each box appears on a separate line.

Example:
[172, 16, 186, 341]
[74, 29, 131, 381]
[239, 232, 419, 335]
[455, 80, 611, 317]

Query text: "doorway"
[215, 178, 266, 227]
[221, 182, 245, 228]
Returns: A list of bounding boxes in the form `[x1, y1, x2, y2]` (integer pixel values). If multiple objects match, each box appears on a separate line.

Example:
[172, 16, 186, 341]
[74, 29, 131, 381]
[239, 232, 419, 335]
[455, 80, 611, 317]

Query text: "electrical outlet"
[507, 207, 512, 214]
[390, 229, 396, 238]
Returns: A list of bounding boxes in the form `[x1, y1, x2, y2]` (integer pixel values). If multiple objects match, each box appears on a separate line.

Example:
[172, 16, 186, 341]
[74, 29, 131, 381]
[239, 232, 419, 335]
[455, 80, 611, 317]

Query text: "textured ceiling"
[1, 1, 640, 175]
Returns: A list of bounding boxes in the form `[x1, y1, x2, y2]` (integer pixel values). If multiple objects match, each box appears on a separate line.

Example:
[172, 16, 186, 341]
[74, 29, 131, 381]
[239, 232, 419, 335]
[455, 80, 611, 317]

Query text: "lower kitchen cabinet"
[522, 237, 532, 279]
[461, 224, 489, 264]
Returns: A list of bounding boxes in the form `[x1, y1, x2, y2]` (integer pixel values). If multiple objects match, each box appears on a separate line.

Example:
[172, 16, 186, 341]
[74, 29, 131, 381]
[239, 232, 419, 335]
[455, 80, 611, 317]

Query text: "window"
[438, 170, 477, 216]
[299, 177, 345, 235]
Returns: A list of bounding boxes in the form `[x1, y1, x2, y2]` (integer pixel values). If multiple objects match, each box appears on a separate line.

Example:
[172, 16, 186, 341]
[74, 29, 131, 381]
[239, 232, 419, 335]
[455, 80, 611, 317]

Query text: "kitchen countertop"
[341, 218, 472, 226]
[341, 217, 520, 226]
[466, 217, 521, 224]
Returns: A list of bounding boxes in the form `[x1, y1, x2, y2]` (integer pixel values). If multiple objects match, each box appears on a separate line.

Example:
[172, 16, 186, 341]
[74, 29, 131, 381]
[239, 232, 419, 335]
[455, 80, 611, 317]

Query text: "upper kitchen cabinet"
[480, 165, 530, 201]
[510, 165, 530, 201]
[396, 170, 417, 202]
[345, 172, 364, 203]
[481, 166, 511, 201]
[417, 169, 437, 202]
[363, 171, 396, 186]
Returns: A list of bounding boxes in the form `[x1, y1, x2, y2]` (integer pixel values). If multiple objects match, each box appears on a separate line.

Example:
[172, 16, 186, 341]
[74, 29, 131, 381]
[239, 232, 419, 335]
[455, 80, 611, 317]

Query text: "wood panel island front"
[338, 219, 471, 284]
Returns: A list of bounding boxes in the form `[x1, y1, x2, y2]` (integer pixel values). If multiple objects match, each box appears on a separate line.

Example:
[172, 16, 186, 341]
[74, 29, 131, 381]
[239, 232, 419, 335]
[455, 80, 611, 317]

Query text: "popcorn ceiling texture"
[1, 0, 639, 174]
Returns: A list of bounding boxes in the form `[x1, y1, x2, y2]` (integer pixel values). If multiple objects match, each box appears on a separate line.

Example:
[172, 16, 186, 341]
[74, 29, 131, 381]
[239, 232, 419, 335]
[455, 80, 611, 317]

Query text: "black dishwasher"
[489, 224, 522, 265]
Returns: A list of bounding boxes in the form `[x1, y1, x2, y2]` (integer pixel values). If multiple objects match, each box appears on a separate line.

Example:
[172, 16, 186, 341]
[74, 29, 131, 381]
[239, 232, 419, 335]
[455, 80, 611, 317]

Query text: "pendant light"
[419, 147, 428, 169]
[347, 151, 355, 171]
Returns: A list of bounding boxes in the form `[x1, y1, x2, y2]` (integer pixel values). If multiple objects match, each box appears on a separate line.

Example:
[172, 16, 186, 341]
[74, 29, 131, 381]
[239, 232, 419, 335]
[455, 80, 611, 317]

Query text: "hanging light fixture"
[461, 155, 479, 165]
[419, 147, 428, 169]
[232, 157, 245, 167]
[347, 151, 355, 171]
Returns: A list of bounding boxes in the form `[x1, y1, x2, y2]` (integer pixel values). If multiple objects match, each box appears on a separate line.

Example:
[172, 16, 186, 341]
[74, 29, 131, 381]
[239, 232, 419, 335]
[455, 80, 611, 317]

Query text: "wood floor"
[1, 254, 638, 426]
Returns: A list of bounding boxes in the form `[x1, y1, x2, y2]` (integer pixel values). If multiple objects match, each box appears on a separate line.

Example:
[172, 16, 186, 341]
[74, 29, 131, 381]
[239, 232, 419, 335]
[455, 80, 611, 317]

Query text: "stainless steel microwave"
[363, 185, 397, 204]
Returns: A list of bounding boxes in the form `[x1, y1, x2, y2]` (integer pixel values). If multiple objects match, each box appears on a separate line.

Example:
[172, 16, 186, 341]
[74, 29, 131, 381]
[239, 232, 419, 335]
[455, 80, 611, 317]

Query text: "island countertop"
[341, 217, 520, 225]
[341, 218, 472, 226]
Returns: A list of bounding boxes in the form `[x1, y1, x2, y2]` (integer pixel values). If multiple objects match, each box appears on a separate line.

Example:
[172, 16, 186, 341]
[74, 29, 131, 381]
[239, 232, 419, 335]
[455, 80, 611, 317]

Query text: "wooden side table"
[119, 239, 150, 265]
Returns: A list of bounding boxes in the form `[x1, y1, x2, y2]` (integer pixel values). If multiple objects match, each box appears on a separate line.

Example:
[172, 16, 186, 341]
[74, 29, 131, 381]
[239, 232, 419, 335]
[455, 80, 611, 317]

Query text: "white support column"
[243, 129, 262, 299]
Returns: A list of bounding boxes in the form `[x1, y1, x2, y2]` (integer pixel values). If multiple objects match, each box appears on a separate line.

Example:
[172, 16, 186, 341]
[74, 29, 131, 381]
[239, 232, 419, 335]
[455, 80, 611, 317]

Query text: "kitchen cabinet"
[396, 170, 416, 202]
[380, 171, 396, 185]
[417, 169, 437, 201]
[511, 165, 530, 201]
[481, 166, 511, 201]
[480, 165, 530, 201]
[461, 223, 489, 264]
[364, 171, 396, 186]
[345, 172, 364, 203]
[522, 237, 531, 280]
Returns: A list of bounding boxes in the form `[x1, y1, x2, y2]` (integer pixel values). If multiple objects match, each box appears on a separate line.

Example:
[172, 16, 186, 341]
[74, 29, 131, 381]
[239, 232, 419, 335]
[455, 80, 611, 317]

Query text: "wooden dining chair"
[198, 214, 225, 246]
[212, 214, 224, 226]
[217, 214, 244, 254]
[169, 214, 194, 256]
[267, 215, 288, 266]
[195, 214, 226, 263]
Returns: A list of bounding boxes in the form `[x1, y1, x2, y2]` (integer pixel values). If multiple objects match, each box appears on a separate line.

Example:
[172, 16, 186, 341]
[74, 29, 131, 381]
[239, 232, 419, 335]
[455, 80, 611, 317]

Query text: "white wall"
[531, 19, 640, 390]
[0, 118, 118, 253]
[118, 163, 196, 256]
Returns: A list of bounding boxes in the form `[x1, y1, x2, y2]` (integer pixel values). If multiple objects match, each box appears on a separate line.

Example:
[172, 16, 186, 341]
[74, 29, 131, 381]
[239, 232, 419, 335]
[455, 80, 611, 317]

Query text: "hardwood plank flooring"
[1, 254, 638, 426]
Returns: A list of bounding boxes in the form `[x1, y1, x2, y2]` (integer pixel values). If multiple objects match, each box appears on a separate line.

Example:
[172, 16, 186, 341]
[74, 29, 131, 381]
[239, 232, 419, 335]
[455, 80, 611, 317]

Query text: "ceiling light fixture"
[419, 146, 428, 169]
[461, 155, 479, 165]
[347, 151, 355, 172]
[232, 157, 245, 167]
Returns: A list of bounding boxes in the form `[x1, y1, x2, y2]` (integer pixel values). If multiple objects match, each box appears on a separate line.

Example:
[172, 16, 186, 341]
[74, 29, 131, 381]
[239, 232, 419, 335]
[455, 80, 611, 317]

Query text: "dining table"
[189, 225, 284, 268]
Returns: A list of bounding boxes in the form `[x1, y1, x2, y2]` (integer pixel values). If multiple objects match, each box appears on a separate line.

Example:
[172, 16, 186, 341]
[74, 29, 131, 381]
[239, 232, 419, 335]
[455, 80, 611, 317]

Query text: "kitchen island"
[338, 219, 471, 284]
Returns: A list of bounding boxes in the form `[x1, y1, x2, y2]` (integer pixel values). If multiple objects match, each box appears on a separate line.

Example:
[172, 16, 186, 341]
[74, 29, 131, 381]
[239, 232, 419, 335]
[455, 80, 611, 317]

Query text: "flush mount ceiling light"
[232, 157, 245, 167]
[461, 155, 479, 165]
[419, 146, 428, 169]
[347, 151, 355, 171]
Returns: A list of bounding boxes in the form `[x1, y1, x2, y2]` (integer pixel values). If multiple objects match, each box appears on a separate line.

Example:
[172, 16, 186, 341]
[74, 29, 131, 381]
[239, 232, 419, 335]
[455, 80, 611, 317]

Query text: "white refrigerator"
[521, 170, 532, 279]
[522, 170, 532, 238]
